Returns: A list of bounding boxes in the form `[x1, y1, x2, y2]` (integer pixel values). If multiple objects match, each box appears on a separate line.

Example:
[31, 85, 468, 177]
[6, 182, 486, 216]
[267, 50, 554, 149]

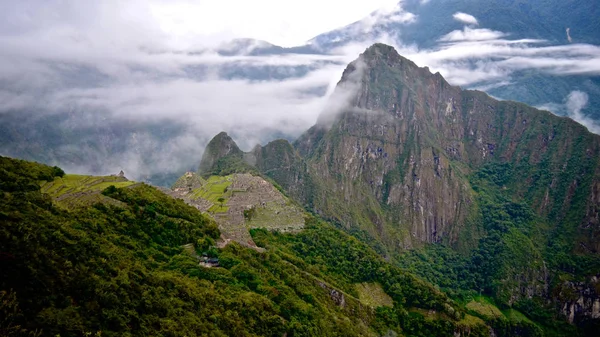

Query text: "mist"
[1, 0, 599, 185]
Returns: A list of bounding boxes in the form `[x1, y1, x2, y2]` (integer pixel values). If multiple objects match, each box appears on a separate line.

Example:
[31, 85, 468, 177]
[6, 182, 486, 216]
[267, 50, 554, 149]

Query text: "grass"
[503, 308, 534, 324]
[189, 175, 233, 213]
[40, 174, 135, 209]
[192, 175, 233, 205]
[249, 201, 305, 231]
[465, 296, 503, 319]
[458, 313, 486, 327]
[355, 282, 393, 308]
[41, 174, 135, 197]
[208, 204, 230, 213]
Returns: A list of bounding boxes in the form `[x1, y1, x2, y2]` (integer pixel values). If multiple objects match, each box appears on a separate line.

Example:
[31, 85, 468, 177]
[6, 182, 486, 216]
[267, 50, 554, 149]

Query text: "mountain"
[310, 0, 600, 124]
[200, 44, 600, 334]
[215, 38, 321, 56]
[311, 0, 600, 48]
[4, 155, 558, 337]
[1, 1, 598, 188]
[3, 43, 600, 335]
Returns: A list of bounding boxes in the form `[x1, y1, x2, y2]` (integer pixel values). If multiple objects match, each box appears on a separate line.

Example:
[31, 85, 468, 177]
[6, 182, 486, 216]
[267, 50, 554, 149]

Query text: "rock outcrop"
[558, 276, 600, 324]
[199, 44, 600, 325]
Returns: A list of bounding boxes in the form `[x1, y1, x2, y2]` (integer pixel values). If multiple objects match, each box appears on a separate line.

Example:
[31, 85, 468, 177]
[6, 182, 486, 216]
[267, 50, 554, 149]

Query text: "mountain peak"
[362, 43, 401, 58]
[198, 132, 244, 175]
[325, 43, 454, 120]
[359, 44, 432, 78]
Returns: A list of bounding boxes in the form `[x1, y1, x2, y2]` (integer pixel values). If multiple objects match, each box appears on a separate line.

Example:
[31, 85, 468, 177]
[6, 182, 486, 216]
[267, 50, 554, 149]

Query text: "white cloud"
[439, 27, 505, 42]
[0, 0, 401, 49]
[148, 0, 402, 47]
[453, 12, 479, 25]
[2, 0, 600, 181]
[395, 37, 600, 86]
[356, 3, 416, 33]
[536, 92, 600, 135]
[565, 91, 600, 134]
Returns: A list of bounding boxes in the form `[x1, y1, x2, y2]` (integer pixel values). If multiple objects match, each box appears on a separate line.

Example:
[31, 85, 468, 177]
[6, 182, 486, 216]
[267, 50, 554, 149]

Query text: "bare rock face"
[197, 44, 600, 325]
[558, 276, 600, 324]
[295, 45, 476, 247]
[283, 44, 600, 323]
[252, 139, 315, 207]
[197, 43, 600, 255]
[290, 44, 600, 253]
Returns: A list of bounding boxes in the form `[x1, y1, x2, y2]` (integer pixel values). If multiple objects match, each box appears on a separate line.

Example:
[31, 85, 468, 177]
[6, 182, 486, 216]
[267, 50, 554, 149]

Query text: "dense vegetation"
[0, 156, 488, 336]
[396, 162, 600, 337]
[1, 154, 597, 336]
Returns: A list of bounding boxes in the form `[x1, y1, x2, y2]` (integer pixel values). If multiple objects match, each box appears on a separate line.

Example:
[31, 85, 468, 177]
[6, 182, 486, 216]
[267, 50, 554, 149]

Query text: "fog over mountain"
[0, 0, 598, 185]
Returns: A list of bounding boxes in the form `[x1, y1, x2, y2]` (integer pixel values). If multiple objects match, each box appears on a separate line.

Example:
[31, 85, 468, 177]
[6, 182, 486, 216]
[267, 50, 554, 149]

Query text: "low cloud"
[396, 37, 600, 87]
[439, 27, 505, 42]
[536, 91, 600, 135]
[354, 3, 416, 34]
[453, 12, 479, 25]
[2, 0, 600, 183]
[565, 91, 600, 134]
[316, 58, 368, 128]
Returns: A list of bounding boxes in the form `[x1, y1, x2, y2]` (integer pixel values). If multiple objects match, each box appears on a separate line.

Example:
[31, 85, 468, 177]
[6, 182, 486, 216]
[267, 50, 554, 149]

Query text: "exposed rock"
[558, 276, 600, 324]
[199, 43, 600, 325]
[285, 44, 600, 253]
[317, 281, 346, 308]
[167, 172, 304, 250]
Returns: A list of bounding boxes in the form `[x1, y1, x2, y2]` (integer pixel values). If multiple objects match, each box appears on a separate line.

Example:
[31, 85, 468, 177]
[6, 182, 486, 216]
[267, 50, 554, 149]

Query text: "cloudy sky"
[0, 0, 400, 48]
[1, 0, 599, 182]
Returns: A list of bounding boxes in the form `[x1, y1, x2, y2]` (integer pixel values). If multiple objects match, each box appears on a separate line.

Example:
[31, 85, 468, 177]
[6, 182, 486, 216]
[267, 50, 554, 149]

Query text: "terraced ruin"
[169, 172, 305, 248]
[41, 173, 137, 209]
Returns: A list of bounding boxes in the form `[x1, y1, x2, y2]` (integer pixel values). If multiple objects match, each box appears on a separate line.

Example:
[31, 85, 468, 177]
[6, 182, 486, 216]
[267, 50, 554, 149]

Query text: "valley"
[1, 6, 599, 331]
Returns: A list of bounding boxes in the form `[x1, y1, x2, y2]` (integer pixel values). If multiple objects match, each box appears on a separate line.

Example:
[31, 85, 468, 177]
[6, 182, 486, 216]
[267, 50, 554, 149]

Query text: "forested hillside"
[1, 155, 547, 337]
[196, 44, 600, 336]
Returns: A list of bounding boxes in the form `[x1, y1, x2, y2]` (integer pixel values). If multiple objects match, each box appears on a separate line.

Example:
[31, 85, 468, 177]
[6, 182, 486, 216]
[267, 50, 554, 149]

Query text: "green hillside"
[195, 44, 600, 335]
[2, 155, 530, 336]
[40, 174, 137, 209]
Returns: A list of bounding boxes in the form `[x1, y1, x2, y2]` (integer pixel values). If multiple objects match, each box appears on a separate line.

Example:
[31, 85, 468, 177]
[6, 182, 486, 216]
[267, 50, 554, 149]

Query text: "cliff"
[199, 44, 600, 328]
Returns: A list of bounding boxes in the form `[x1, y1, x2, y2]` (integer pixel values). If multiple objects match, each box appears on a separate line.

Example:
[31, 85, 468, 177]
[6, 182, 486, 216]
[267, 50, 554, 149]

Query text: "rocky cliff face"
[198, 44, 600, 253]
[295, 46, 474, 247]
[198, 44, 600, 325]
[290, 44, 600, 253]
[557, 276, 600, 324]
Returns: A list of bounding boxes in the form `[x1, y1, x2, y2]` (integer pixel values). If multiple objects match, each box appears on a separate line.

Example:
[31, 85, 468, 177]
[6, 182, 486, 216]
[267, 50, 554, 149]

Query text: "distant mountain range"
[3, 42, 599, 335]
[0, 0, 598, 186]
[198, 43, 600, 334]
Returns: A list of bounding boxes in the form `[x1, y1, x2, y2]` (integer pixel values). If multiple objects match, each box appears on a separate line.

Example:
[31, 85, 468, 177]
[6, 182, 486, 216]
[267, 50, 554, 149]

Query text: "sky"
[0, 0, 400, 49]
[1, 0, 599, 182]
[149, 0, 401, 47]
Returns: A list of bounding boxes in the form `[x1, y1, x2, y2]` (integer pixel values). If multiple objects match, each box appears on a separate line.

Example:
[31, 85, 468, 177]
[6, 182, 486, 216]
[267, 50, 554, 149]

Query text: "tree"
[217, 197, 225, 208]
[243, 206, 256, 221]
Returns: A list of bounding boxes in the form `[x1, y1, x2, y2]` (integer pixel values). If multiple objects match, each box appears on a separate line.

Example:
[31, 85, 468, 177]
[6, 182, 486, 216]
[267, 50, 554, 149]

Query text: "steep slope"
[2, 1, 598, 189]
[2, 155, 534, 336]
[198, 134, 315, 207]
[297, 44, 600, 329]
[168, 171, 305, 249]
[310, 0, 600, 121]
[200, 44, 600, 331]
[198, 131, 250, 176]
[296, 43, 600, 251]
[40, 173, 136, 209]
